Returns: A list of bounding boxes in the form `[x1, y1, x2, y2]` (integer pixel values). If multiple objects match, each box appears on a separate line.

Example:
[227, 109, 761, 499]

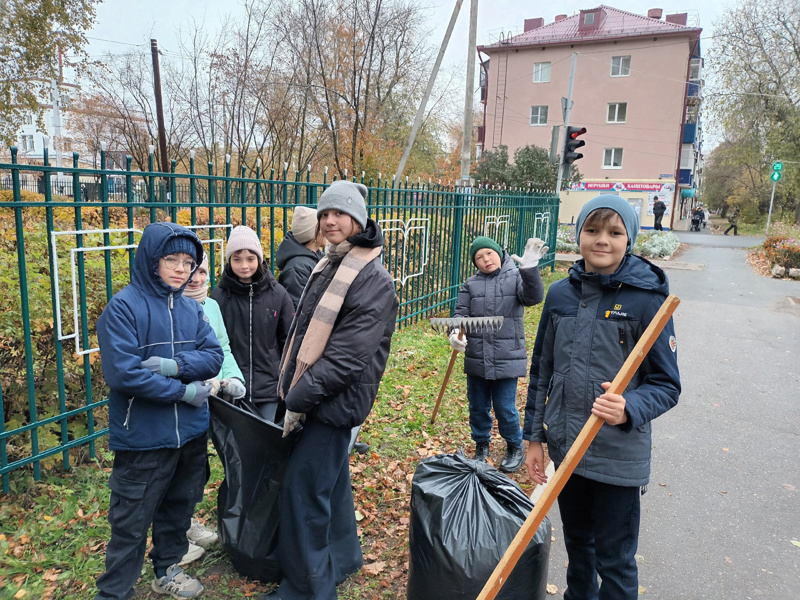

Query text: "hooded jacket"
[279, 219, 398, 428]
[275, 231, 323, 308]
[454, 253, 544, 380]
[523, 254, 681, 487]
[96, 222, 224, 451]
[210, 263, 294, 404]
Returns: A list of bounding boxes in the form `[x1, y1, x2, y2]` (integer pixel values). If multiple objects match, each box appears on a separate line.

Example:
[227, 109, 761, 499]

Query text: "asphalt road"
[543, 228, 800, 598]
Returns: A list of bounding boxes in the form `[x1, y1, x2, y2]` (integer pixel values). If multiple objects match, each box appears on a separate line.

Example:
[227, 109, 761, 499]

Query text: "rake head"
[430, 316, 505, 334]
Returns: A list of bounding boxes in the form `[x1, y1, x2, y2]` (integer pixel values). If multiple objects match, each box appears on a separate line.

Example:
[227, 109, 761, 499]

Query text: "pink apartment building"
[477, 6, 703, 229]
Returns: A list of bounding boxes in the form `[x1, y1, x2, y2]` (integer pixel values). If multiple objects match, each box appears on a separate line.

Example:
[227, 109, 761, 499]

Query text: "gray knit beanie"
[316, 180, 368, 229]
[291, 206, 318, 244]
[576, 194, 640, 250]
[225, 226, 264, 263]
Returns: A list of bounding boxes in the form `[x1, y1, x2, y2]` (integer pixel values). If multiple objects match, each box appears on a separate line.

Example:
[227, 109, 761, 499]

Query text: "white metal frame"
[377, 218, 430, 287]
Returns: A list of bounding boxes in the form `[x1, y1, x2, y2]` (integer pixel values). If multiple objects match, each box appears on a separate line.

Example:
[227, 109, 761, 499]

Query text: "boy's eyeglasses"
[161, 256, 197, 271]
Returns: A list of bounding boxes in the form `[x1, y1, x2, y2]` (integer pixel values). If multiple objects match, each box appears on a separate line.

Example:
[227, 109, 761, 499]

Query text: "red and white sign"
[569, 181, 675, 193]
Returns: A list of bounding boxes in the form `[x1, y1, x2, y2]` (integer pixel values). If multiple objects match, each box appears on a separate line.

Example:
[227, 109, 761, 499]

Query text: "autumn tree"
[0, 0, 99, 145]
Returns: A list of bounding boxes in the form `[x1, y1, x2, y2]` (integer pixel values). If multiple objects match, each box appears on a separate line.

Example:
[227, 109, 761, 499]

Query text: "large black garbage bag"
[407, 452, 551, 600]
[208, 395, 299, 582]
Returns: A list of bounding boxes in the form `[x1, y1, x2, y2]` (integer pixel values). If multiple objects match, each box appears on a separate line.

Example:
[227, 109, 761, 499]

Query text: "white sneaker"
[152, 564, 203, 598]
[186, 519, 218, 548]
[178, 542, 205, 566]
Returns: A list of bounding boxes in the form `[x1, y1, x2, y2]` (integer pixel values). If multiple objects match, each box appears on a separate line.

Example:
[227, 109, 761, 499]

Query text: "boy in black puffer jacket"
[449, 235, 546, 473]
[211, 226, 294, 422]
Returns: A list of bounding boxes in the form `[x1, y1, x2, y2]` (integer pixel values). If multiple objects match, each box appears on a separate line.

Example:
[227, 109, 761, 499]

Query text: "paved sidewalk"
[539, 236, 800, 598]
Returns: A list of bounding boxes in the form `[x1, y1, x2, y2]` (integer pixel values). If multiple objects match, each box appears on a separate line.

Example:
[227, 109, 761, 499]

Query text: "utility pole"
[555, 52, 578, 194]
[394, 0, 464, 185]
[150, 39, 169, 173]
[459, 0, 479, 186]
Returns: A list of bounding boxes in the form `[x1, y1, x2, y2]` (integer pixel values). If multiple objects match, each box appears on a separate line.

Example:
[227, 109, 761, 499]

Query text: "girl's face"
[187, 266, 208, 291]
[230, 249, 260, 283]
[579, 212, 628, 274]
[474, 248, 502, 274]
[158, 253, 195, 289]
[319, 210, 356, 245]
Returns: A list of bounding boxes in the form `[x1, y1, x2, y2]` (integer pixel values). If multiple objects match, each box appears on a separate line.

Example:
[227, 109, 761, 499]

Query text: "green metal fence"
[0, 147, 559, 492]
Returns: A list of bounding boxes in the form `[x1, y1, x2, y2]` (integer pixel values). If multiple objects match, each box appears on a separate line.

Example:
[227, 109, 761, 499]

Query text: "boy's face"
[158, 252, 195, 289]
[319, 210, 356, 245]
[474, 248, 502, 274]
[231, 249, 260, 283]
[580, 212, 628, 274]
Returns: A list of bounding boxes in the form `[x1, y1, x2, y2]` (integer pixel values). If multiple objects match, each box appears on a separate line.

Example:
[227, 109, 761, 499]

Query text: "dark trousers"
[277, 420, 363, 600]
[724, 223, 738, 235]
[95, 434, 208, 600]
[557, 472, 641, 600]
[653, 215, 663, 231]
[467, 376, 523, 447]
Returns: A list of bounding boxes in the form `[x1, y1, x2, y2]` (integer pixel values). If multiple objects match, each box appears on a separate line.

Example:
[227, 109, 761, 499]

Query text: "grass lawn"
[0, 266, 569, 600]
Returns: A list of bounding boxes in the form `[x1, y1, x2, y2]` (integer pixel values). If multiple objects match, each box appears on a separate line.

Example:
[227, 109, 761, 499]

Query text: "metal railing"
[0, 146, 559, 492]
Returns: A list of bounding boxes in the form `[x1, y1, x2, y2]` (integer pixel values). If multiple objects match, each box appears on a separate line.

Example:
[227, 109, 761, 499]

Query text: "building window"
[607, 103, 627, 123]
[530, 106, 548, 126]
[533, 62, 551, 83]
[20, 135, 35, 152]
[584, 12, 594, 24]
[611, 56, 631, 77]
[689, 57, 702, 80]
[22, 114, 33, 125]
[603, 148, 623, 168]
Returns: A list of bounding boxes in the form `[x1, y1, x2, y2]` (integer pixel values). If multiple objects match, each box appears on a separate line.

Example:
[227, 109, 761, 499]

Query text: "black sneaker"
[474, 441, 490, 461]
[499, 445, 524, 473]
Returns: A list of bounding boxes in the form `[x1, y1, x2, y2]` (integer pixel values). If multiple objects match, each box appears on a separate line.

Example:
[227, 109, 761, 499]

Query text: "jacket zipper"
[248, 285, 253, 403]
[123, 397, 134, 429]
[169, 291, 181, 447]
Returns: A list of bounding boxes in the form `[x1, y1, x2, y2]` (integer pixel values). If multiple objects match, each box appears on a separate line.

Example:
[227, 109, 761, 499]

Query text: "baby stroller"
[690, 213, 702, 232]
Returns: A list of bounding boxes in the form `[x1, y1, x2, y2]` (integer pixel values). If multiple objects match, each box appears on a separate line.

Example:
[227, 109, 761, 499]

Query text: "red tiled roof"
[480, 5, 700, 50]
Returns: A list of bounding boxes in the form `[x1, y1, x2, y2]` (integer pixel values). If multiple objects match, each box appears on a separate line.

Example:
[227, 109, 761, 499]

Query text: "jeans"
[467, 376, 523, 447]
[557, 472, 641, 600]
[277, 420, 363, 600]
[95, 434, 208, 600]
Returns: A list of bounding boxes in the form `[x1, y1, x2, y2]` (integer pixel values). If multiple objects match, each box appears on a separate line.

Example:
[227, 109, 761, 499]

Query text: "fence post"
[449, 187, 465, 313]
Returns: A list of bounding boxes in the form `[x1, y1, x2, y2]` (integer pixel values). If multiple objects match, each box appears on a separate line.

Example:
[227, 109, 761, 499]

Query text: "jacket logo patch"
[614, 304, 622, 310]
[203, 314, 210, 323]
[669, 335, 677, 352]
[604, 310, 628, 318]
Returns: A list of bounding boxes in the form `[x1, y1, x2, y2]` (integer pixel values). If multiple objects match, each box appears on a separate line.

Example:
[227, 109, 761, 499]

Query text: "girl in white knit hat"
[275, 206, 325, 308]
[209, 226, 294, 422]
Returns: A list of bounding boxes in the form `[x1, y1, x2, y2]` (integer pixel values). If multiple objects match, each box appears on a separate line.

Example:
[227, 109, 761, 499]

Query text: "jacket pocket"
[542, 373, 567, 450]
[588, 379, 651, 461]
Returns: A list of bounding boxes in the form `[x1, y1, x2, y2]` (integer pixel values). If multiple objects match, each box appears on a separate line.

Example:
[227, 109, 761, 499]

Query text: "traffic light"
[771, 161, 782, 181]
[563, 126, 587, 165]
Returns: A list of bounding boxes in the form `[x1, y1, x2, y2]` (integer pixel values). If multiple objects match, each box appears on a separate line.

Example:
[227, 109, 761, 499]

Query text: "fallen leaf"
[354, 510, 365, 522]
[658, 483, 667, 487]
[362, 561, 386, 575]
[781, 483, 796, 491]
[724, 556, 733, 565]
[722, 448, 729, 452]
[546, 583, 558, 594]
[43, 516, 52, 522]
[14, 590, 26, 599]
[791, 540, 800, 548]
[638, 585, 646, 594]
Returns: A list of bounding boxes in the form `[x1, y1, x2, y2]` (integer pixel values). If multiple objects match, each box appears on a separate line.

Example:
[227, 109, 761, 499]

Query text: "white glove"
[209, 378, 221, 397]
[510, 238, 549, 269]
[220, 378, 246, 401]
[449, 329, 467, 353]
[282, 410, 306, 438]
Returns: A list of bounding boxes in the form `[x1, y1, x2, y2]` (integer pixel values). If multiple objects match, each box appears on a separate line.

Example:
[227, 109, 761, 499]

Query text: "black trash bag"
[208, 395, 300, 582]
[407, 452, 551, 600]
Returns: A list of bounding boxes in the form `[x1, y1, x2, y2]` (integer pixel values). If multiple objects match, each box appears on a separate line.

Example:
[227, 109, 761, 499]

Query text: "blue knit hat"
[575, 194, 640, 249]
[163, 235, 200, 262]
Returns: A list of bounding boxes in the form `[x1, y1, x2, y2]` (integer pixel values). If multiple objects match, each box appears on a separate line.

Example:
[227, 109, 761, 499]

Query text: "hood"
[276, 232, 321, 270]
[348, 218, 385, 249]
[132, 222, 204, 298]
[217, 260, 278, 296]
[569, 254, 669, 294]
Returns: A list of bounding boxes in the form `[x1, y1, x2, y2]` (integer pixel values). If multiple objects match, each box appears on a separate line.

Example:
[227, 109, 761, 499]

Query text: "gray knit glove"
[141, 356, 179, 378]
[282, 410, 306, 438]
[182, 380, 213, 407]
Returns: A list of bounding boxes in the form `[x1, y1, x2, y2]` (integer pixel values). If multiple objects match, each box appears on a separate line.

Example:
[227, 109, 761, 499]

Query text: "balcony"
[687, 79, 702, 103]
[678, 169, 693, 186]
[682, 123, 697, 144]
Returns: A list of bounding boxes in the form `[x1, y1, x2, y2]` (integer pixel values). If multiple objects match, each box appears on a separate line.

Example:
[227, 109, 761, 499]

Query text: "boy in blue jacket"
[524, 195, 680, 600]
[95, 222, 223, 600]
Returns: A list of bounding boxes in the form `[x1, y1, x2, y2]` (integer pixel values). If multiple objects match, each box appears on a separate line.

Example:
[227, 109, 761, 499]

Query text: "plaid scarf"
[278, 240, 382, 398]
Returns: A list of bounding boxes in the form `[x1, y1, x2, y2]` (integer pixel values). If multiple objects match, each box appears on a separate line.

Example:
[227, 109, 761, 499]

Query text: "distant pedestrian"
[210, 226, 294, 422]
[95, 222, 223, 600]
[652, 197, 666, 231]
[724, 208, 740, 236]
[524, 194, 681, 600]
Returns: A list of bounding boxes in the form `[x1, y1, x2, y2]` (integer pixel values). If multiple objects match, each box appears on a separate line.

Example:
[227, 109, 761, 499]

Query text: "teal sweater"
[201, 297, 245, 383]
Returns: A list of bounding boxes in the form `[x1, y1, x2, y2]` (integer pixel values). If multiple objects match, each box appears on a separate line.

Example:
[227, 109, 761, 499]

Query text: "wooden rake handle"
[430, 328, 464, 424]
[477, 294, 681, 600]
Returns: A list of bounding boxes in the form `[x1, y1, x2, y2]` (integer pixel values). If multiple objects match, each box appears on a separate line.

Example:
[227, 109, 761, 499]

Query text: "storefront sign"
[569, 181, 675, 193]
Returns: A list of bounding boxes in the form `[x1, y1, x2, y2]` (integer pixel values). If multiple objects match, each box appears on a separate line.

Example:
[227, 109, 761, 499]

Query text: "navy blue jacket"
[97, 223, 224, 451]
[523, 254, 680, 486]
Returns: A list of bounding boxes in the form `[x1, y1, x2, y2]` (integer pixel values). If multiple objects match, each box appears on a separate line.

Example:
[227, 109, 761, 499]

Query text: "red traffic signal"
[563, 126, 587, 165]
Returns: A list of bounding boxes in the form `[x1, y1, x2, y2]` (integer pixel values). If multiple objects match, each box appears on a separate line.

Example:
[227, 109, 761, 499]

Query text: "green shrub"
[635, 231, 681, 259]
